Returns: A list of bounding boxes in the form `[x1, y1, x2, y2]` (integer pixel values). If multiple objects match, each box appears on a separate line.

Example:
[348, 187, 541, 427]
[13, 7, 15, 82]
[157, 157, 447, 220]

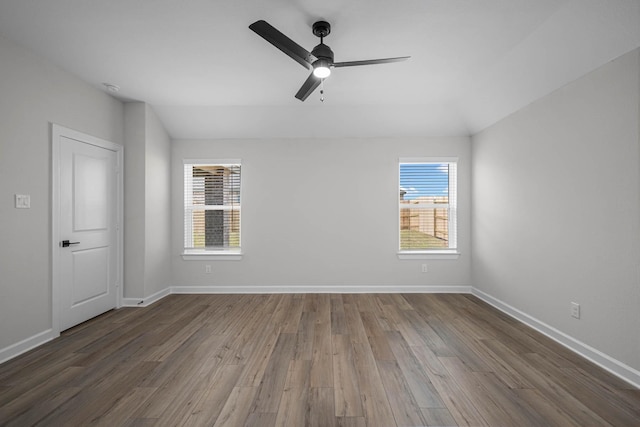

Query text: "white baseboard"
[471, 287, 640, 389]
[0, 328, 58, 365]
[171, 284, 472, 294]
[121, 287, 171, 307]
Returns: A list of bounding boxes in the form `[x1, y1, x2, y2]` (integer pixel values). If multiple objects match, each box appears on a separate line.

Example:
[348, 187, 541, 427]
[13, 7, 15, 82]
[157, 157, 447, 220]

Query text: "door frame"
[51, 123, 124, 335]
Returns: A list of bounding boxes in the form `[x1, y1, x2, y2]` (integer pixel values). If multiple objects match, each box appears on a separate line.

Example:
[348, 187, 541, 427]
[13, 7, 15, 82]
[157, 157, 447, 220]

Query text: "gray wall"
[472, 48, 640, 372]
[123, 103, 146, 298]
[143, 104, 172, 297]
[171, 137, 471, 289]
[124, 102, 171, 300]
[0, 34, 123, 350]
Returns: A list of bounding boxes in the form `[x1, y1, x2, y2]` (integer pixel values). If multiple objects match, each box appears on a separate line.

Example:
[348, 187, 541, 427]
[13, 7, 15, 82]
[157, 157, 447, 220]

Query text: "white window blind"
[399, 158, 457, 251]
[184, 160, 241, 251]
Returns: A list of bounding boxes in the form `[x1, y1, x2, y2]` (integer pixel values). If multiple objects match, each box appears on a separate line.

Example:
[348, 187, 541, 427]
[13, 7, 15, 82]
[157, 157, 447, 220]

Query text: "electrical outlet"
[571, 302, 580, 319]
[205, 265, 212, 274]
[15, 194, 30, 209]
[421, 264, 428, 273]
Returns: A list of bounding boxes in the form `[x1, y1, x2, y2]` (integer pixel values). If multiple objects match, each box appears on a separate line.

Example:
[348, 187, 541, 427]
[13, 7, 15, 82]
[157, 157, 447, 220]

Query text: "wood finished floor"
[0, 294, 638, 426]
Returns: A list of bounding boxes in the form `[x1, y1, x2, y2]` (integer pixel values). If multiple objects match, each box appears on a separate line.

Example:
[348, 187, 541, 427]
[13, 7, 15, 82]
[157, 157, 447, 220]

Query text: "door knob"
[61, 240, 80, 247]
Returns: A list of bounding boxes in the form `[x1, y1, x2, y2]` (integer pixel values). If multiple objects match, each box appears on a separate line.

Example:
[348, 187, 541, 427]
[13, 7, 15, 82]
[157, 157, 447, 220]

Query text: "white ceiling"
[0, 0, 638, 139]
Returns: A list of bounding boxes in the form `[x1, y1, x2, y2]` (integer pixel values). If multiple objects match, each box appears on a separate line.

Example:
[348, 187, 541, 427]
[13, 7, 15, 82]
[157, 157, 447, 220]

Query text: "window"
[399, 158, 457, 258]
[183, 160, 241, 258]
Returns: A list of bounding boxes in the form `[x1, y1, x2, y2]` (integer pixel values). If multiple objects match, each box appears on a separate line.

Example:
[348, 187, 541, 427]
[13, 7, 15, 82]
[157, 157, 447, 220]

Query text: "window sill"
[397, 250, 460, 260]
[182, 250, 243, 261]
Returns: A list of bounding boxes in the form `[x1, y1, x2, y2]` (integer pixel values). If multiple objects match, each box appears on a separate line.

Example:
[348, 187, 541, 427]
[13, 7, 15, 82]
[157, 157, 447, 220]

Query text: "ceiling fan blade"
[295, 73, 321, 101]
[333, 56, 410, 68]
[249, 20, 316, 70]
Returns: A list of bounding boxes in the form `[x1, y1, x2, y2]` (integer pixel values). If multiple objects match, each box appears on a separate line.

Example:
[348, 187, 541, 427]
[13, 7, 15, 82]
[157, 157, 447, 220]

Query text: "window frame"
[397, 157, 459, 260]
[182, 159, 243, 260]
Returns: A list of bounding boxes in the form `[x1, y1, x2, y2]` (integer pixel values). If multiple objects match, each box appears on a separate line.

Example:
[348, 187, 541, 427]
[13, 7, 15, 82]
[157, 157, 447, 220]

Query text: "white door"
[54, 126, 121, 331]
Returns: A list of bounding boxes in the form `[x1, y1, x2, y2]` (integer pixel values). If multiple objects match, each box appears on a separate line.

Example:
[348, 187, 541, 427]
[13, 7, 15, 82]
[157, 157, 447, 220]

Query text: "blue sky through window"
[400, 163, 449, 200]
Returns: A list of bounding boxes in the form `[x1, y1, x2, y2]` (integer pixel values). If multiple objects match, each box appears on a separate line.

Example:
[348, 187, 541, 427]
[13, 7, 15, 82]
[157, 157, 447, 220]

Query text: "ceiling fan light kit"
[312, 60, 331, 78]
[249, 19, 410, 101]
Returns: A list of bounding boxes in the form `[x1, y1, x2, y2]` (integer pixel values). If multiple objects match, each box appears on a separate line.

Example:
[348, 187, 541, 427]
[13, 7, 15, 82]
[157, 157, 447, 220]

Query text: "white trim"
[472, 288, 640, 389]
[402, 203, 451, 209]
[171, 285, 472, 294]
[181, 251, 243, 261]
[121, 287, 171, 307]
[183, 158, 241, 165]
[399, 157, 459, 163]
[188, 205, 240, 212]
[0, 329, 58, 364]
[397, 251, 460, 260]
[51, 123, 124, 335]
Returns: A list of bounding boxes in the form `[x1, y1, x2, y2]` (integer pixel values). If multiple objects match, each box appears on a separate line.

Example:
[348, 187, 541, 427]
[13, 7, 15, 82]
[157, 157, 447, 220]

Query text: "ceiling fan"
[249, 20, 410, 101]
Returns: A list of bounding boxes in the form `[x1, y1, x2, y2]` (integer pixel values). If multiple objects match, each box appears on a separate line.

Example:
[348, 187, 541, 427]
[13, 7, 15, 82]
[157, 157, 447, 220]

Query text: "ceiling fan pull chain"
[320, 78, 325, 102]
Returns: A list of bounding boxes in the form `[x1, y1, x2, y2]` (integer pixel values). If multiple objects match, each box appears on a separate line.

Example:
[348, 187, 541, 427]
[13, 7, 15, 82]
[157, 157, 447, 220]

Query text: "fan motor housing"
[311, 43, 334, 63]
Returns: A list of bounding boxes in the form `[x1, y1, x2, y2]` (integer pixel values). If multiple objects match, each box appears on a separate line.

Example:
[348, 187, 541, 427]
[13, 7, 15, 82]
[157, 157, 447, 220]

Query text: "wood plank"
[359, 311, 395, 361]
[285, 359, 311, 389]
[0, 353, 84, 403]
[308, 387, 336, 427]
[179, 364, 245, 426]
[568, 365, 640, 419]
[343, 303, 369, 344]
[350, 342, 396, 427]
[425, 316, 491, 372]
[402, 308, 455, 357]
[331, 294, 348, 335]
[276, 360, 311, 426]
[122, 418, 158, 426]
[270, 294, 303, 334]
[331, 310, 348, 336]
[353, 294, 377, 313]
[310, 310, 333, 388]
[243, 410, 277, 427]
[386, 331, 444, 408]
[3, 387, 80, 427]
[336, 416, 367, 427]
[274, 386, 309, 427]
[390, 293, 414, 310]
[330, 294, 344, 311]
[438, 356, 513, 426]
[420, 407, 458, 427]
[382, 303, 425, 347]
[444, 325, 533, 389]
[409, 346, 487, 427]
[514, 388, 584, 427]
[376, 360, 427, 426]
[37, 361, 159, 426]
[471, 370, 551, 426]
[213, 386, 257, 427]
[250, 332, 297, 414]
[93, 387, 157, 427]
[332, 335, 363, 417]
[292, 310, 316, 361]
[0, 373, 82, 426]
[481, 339, 613, 426]
[524, 352, 640, 426]
[236, 322, 281, 387]
[220, 294, 282, 365]
[155, 357, 231, 424]
[0, 293, 637, 426]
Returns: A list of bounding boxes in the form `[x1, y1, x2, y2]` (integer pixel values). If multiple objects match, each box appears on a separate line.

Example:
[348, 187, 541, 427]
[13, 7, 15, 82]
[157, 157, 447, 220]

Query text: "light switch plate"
[15, 194, 31, 209]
